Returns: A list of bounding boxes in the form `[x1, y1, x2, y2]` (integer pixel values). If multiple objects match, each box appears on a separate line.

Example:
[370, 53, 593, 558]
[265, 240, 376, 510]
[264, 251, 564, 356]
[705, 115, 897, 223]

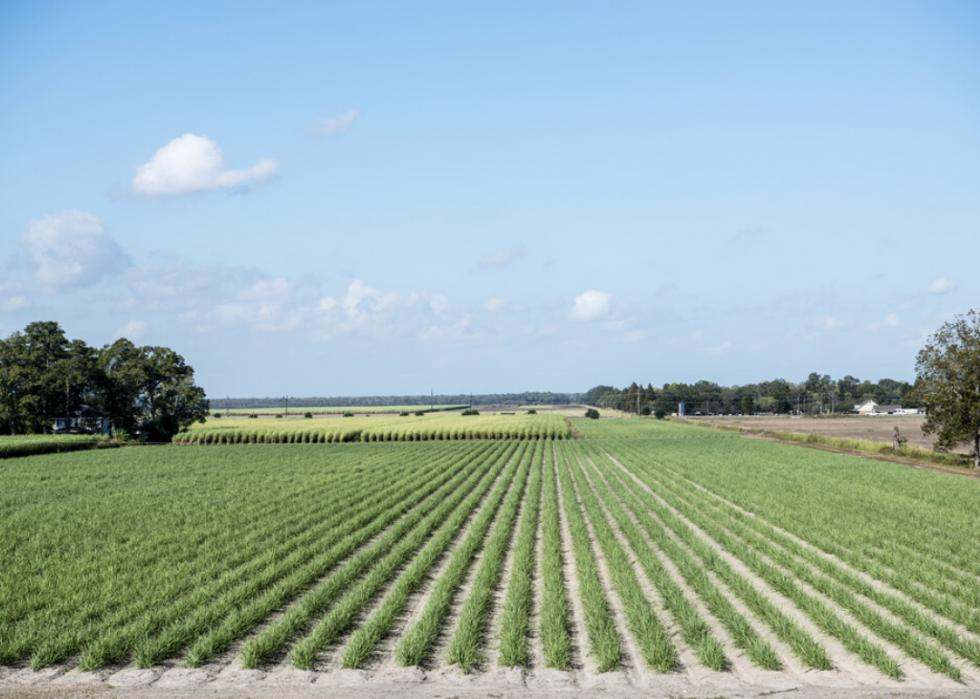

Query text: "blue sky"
[1, 0, 978, 397]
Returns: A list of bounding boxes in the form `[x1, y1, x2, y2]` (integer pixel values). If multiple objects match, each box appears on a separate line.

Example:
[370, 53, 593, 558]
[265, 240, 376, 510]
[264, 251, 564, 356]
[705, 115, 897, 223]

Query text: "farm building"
[53, 406, 111, 435]
[854, 400, 879, 414]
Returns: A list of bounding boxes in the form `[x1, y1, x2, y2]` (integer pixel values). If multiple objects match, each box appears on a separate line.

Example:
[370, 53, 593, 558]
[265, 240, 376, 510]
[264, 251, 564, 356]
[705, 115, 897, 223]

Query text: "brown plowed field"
[692, 415, 974, 454]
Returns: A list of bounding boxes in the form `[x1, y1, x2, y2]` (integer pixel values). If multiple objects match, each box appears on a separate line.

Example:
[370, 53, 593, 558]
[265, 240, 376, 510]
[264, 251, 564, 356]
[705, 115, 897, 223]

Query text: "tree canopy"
[915, 310, 980, 469]
[0, 322, 209, 441]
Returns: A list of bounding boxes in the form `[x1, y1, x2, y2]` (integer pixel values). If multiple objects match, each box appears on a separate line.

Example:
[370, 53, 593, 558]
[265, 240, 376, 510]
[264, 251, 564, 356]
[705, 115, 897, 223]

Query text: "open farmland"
[222, 405, 467, 416]
[175, 411, 569, 444]
[2, 422, 980, 699]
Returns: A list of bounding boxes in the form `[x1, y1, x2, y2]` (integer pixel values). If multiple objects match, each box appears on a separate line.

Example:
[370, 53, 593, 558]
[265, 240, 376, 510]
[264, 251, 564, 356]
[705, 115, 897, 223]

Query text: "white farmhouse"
[854, 400, 879, 415]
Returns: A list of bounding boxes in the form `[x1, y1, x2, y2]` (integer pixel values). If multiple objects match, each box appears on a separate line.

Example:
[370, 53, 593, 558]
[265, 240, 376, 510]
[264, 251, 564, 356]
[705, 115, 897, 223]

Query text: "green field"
[176, 411, 570, 443]
[2, 419, 979, 689]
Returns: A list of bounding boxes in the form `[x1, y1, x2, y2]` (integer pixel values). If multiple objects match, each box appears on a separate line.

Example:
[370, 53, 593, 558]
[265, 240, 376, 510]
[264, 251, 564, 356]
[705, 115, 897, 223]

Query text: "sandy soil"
[3, 666, 979, 699]
[692, 415, 974, 455]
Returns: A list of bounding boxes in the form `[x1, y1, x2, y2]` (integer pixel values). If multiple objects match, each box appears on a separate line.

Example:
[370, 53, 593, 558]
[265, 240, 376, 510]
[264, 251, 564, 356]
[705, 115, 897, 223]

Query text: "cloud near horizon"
[568, 290, 611, 321]
[131, 134, 278, 196]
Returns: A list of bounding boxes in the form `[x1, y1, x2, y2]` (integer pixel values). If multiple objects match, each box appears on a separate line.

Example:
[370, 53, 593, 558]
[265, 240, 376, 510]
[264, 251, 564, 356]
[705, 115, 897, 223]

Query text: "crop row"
[174, 413, 570, 445]
[603, 439, 979, 680]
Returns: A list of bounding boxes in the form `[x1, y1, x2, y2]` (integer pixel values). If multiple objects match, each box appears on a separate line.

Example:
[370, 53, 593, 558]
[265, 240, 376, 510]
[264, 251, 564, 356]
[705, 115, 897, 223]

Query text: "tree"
[99, 339, 209, 442]
[741, 395, 755, 415]
[915, 310, 980, 469]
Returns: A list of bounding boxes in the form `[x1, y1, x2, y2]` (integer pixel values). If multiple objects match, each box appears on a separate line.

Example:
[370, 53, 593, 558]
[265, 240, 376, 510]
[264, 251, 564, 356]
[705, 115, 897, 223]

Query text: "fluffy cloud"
[484, 298, 506, 312]
[131, 134, 278, 196]
[480, 246, 525, 268]
[215, 277, 304, 333]
[113, 320, 147, 341]
[569, 290, 611, 321]
[308, 109, 360, 136]
[927, 278, 958, 295]
[22, 210, 128, 289]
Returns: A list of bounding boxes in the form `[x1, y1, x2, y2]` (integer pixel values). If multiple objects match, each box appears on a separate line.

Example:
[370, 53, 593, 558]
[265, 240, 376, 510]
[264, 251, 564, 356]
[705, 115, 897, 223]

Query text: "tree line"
[583, 373, 916, 416]
[212, 391, 585, 411]
[0, 321, 209, 441]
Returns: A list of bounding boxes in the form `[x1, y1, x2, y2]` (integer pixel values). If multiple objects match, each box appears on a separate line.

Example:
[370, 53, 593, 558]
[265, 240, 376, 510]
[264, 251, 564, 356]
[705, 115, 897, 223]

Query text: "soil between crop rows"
[2, 430, 979, 698]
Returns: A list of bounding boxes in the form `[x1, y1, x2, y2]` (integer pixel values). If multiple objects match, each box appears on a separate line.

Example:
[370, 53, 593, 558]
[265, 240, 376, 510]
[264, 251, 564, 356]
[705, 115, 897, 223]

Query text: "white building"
[854, 400, 879, 415]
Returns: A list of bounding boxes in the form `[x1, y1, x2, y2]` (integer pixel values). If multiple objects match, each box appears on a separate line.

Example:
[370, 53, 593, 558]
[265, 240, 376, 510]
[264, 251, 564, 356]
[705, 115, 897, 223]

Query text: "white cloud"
[569, 290, 611, 321]
[868, 312, 902, 332]
[22, 210, 128, 289]
[823, 315, 844, 329]
[480, 246, 525, 269]
[484, 298, 506, 312]
[429, 294, 449, 315]
[623, 330, 647, 343]
[927, 278, 958, 295]
[239, 278, 292, 301]
[131, 134, 278, 196]
[701, 341, 732, 356]
[113, 320, 147, 341]
[309, 109, 360, 136]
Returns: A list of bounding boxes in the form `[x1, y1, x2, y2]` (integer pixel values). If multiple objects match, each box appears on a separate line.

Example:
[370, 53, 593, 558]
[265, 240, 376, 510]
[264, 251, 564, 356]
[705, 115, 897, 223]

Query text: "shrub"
[654, 409, 667, 420]
[275, 414, 283, 419]
[527, 409, 537, 415]
[248, 414, 258, 419]
[303, 412, 313, 419]
[400, 412, 410, 417]
[462, 409, 480, 416]
[640, 406, 651, 416]
[585, 409, 600, 420]
[212, 412, 223, 418]
[415, 411, 425, 417]
[343, 412, 355, 417]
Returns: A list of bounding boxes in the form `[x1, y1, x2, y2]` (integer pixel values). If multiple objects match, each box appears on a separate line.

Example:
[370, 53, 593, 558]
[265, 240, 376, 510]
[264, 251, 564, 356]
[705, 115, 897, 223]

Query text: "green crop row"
[289, 441, 521, 670]
[395, 443, 532, 666]
[496, 441, 545, 667]
[445, 440, 539, 669]
[538, 440, 573, 669]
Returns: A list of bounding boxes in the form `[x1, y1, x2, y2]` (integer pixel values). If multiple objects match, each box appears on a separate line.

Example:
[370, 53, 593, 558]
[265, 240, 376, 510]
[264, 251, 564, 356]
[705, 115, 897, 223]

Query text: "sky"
[1, 0, 978, 398]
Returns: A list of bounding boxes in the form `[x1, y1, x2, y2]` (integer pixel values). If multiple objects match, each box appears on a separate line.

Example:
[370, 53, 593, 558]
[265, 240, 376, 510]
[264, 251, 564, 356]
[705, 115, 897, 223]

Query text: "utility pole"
[431, 389, 434, 412]
[470, 392, 473, 410]
[285, 395, 289, 418]
[226, 395, 229, 417]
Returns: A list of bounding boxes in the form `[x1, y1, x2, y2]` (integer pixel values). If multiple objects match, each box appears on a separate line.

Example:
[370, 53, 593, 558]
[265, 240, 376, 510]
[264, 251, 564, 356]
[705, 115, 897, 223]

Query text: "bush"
[415, 411, 425, 416]
[527, 409, 537, 415]
[248, 414, 258, 419]
[274, 414, 283, 419]
[640, 406, 651, 416]
[212, 412, 223, 418]
[343, 412, 355, 417]
[585, 408, 600, 420]
[462, 409, 480, 416]
[654, 409, 667, 420]
[400, 412, 410, 417]
[303, 412, 313, 419]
